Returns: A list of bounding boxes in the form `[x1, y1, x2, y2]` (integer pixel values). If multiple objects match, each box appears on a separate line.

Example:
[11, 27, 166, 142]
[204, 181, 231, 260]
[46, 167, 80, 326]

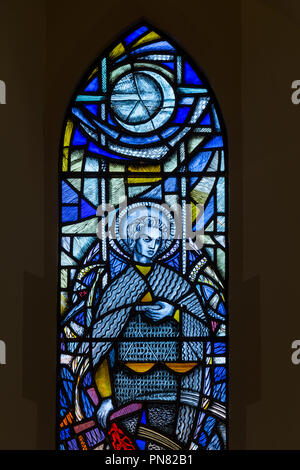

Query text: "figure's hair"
[127, 215, 169, 253]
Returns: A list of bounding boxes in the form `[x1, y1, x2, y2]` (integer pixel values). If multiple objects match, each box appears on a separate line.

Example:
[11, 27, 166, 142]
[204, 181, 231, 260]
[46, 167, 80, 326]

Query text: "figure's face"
[134, 227, 162, 260]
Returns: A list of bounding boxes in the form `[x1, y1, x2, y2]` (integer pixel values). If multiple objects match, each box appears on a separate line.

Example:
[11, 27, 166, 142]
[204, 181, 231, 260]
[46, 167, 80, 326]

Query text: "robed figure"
[90, 202, 210, 450]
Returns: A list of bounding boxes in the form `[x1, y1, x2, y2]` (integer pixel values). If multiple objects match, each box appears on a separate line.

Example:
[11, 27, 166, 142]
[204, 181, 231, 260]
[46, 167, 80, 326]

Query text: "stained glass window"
[57, 23, 228, 451]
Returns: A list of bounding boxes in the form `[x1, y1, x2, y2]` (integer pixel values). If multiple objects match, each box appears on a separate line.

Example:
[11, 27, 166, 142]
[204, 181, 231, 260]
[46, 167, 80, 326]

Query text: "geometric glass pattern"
[58, 23, 228, 451]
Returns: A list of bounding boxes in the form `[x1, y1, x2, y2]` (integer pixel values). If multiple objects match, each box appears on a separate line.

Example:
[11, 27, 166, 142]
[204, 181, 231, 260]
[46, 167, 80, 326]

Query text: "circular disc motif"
[110, 71, 175, 133]
[110, 72, 162, 123]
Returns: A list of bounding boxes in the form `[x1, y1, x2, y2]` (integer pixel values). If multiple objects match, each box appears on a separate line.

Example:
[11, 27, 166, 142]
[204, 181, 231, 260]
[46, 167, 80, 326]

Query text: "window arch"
[58, 23, 228, 451]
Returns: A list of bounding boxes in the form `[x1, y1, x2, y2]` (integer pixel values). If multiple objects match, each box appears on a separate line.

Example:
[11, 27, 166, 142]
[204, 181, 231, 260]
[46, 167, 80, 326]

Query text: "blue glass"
[120, 134, 161, 145]
[204, 136, 223, 149]
[88, 142, 129, 160]
[204, 416, 216, 434]
[202, 285, 214, 300]
[83, 178, 98, 206]
[62, 206, 78, 222]
[136, 440, 146, 450]
[72, 107, 96, 129]
[161, 126, 178, 138]
[172, 106, 190, 123]
[215, 366, 226, 382]
[84, 77, 99, 92]
[217, 178, 225, 212]
[85, 104, 98, 116]
[62, 181, 78, 204]
[72, 128, 87, 146]
[188, 151, 212, 172]
[93, 120, 119, 139]
[164, 177, 178, 192]
[81, 391, 94, 418]
[124, 26, 148, 45]
[162, 61, 175, 70]
[200, 113, 211, 125]
[194, 195, 215, 231]
[140, 184, 162, 200]
[81, 199, 96, 218]
[131, 41, 175, 54]
[184, 61, 203, 85]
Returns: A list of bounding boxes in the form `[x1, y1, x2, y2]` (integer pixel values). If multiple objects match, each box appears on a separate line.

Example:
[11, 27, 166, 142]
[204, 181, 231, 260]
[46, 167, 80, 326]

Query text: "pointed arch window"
[58, 23, 228, 451]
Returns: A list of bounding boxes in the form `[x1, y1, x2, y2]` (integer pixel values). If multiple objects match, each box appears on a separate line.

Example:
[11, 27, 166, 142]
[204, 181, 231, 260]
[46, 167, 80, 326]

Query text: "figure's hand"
[97, 398, 114, 428]
[137, 300, 175, 322]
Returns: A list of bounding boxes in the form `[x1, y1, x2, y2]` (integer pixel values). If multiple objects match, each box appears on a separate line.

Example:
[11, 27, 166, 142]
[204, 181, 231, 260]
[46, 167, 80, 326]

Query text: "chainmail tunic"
[91, 262, 209, 445]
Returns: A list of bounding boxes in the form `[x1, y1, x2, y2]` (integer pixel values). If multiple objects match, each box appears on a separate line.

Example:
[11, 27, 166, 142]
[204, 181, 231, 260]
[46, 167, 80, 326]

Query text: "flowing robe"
[91, 262, 209, 445]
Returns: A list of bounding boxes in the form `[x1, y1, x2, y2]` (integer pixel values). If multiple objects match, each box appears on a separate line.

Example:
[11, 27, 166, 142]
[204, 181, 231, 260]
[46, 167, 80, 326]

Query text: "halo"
[111, 202, 176, 258]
